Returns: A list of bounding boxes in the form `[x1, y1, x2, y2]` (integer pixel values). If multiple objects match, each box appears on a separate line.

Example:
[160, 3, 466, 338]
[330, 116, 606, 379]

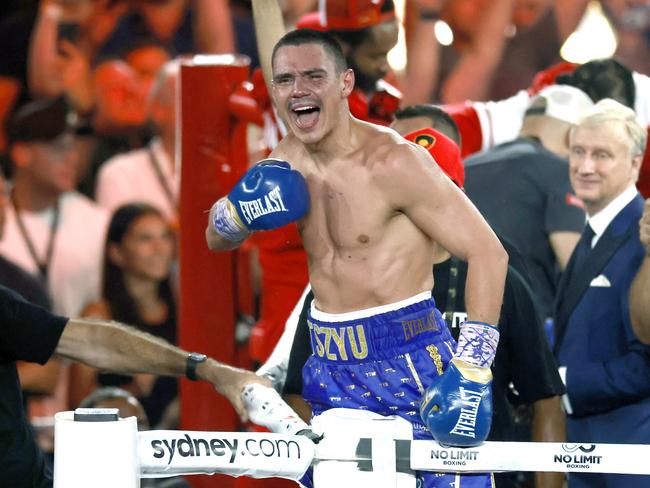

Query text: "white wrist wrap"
[212, 198, 250, 242]
[241, 384, 309, 435]
[455, 321, 500, 368]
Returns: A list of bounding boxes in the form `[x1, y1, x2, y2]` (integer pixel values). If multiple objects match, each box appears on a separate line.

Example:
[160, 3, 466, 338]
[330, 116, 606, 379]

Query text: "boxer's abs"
[305, 220, 435, 313]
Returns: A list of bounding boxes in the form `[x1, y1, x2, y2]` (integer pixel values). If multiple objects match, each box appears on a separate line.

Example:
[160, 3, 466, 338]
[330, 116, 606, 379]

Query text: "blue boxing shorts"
[303, 291, 494, 488]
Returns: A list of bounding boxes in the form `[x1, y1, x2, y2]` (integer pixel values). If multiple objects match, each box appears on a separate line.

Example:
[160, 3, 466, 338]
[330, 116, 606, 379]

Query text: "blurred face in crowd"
[93, 61, 148, 131]
[347, 20, 398, 92]
[125, 44, 171, 99]
[569, 120, 642, 215]
[12, 134, 79, 197]
[272, 42, 354, 146]
[109, 212, 175, 282]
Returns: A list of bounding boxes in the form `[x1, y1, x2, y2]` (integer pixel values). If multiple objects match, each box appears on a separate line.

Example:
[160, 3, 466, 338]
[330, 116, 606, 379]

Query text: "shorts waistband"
[307, 292, 451, 363]
[310, 291, 432, 322]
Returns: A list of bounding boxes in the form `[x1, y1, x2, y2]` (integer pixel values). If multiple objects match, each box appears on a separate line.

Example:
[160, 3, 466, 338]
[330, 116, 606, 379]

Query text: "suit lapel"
[555, 195, 643, 350]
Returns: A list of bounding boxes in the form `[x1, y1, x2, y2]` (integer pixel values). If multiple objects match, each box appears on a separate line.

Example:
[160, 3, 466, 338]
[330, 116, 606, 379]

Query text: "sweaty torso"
[274, 124, 435, 313]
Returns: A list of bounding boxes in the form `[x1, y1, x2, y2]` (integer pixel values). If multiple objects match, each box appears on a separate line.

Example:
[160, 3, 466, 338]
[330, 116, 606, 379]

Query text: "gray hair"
[148, 59, 181, 108]
[576, 98, 647, 158]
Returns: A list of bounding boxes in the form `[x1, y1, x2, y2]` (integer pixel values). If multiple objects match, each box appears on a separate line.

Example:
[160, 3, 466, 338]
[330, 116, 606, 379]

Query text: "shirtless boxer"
[206, 28, 508, 487]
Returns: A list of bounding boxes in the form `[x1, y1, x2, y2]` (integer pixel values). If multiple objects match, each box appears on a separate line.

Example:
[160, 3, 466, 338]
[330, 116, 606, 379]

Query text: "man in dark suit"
[554, 99, 650, 487]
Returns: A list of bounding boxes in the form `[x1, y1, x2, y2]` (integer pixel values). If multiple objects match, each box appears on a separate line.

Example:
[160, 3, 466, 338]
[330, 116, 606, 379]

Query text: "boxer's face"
[272, 43, 354, 145]
[110, 213, 175, 281]
[569, 120, 641, 215]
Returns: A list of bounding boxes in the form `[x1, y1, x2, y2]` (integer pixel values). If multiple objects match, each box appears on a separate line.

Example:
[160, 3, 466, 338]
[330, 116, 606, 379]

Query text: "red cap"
[404, 127, 465, 188]
[296, 0, 395, 31]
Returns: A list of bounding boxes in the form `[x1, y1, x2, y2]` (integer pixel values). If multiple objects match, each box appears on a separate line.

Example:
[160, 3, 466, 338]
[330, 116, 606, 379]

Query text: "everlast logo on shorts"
[150, 434, 302, 466]
[449, 387, 483, 438]
[308, 321, 368, 361]
[238, 187, 288, 224]
[402, 311, 439, 341]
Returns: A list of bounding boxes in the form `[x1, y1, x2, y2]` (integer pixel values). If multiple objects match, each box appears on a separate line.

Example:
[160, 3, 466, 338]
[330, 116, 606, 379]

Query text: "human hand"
[203, 362, 272, 422]
[241, 383, 322, 442]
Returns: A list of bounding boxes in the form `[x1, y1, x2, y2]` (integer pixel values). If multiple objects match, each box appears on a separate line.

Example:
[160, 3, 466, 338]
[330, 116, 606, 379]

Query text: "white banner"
[138, 432, 650, 478]
[138, 430, 314, 480]
[409, 440, 650, 475]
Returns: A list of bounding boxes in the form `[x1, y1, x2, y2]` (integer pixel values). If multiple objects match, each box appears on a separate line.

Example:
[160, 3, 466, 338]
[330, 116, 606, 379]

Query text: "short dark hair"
[556, 58, 635, 109]
[394, 104, 461, 146]
[272, 28, 348, 74]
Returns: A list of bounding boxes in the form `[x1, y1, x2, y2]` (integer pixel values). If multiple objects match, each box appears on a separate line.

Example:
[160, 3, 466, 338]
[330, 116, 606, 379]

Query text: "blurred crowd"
[2, 0, 650, 487]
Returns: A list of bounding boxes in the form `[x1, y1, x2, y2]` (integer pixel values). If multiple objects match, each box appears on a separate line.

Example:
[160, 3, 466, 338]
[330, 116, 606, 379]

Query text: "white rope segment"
[53, 410, 650, 488]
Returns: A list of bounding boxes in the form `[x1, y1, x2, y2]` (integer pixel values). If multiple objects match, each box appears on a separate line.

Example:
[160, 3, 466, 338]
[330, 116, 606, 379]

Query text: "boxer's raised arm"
[251, 0, 287, 92]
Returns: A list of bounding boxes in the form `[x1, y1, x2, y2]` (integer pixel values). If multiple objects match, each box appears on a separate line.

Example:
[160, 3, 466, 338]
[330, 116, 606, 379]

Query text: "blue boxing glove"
[420, 321, 499, 447]
[212, 159, 309, 241]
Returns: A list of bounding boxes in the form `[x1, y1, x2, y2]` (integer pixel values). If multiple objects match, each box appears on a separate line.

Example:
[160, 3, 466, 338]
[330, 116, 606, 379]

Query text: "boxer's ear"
[341, 68, 355, 98]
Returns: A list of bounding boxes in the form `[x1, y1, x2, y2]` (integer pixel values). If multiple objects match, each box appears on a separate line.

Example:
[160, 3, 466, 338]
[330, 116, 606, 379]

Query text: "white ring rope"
[53, 409, 650, 488]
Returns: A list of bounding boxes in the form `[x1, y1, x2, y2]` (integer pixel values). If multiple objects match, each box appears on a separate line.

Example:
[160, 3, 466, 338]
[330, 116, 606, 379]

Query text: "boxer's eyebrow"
[301, 69, 327, 77]
[273, 68, 328, 84]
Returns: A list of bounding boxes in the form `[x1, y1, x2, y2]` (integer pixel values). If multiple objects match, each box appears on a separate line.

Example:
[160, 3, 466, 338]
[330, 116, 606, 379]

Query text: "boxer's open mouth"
[292, 104, 320, 130]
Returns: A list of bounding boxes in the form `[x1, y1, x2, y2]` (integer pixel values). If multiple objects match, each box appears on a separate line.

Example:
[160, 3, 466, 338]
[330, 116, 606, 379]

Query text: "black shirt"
[432, 258, 565, 441]
[464, 138, 586, 321]
[0, 255, 50, 310]
[0, 285, 68, 488]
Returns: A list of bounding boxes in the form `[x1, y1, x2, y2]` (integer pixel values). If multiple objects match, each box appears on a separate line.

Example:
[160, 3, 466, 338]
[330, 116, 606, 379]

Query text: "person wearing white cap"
[462, 84, 594, 327]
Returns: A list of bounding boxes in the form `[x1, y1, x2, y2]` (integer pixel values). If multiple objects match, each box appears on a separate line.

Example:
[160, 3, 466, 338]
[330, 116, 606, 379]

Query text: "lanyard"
[148, 145, 178, 212]
[11, 192, 60, 283]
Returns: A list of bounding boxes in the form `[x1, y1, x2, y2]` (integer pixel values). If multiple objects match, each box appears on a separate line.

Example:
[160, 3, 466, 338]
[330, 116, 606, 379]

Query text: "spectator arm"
[27, 2, 64, 98]
[531, 396, 565, 488]
[252, 0, 287, 93]
[553, 0, 590, 42]
[193, 0, 235, 53]
[441, 0, 514, 103]
[401, 1, 443, 105]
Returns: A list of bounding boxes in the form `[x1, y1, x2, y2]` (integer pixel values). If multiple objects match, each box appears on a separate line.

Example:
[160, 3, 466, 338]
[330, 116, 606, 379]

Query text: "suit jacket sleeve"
[566, 283, 650, 417]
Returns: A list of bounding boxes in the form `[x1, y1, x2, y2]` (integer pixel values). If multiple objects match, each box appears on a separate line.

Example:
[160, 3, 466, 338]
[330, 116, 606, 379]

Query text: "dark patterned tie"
[568, 224, 595, 283]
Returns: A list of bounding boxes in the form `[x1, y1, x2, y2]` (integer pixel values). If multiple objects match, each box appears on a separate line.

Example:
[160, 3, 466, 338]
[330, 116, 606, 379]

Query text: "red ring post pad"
[73, 408, 120, 422]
